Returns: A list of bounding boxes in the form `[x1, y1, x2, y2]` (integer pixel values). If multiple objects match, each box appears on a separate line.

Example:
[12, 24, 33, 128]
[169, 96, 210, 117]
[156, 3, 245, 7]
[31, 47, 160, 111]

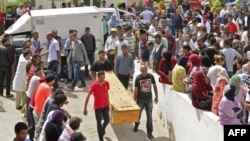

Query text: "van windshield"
[102, 12, 114, 21]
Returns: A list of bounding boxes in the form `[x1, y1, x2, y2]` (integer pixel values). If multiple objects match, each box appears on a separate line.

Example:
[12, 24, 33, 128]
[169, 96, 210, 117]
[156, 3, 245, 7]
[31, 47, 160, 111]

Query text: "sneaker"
[66, 85, 74, 91]
[78, 84, 86, 88]
[147, 134, 154, 140]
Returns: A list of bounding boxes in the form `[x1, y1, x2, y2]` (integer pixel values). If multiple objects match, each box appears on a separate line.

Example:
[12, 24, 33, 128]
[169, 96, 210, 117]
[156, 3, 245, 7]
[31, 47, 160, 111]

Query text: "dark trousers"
[135, 99, 153, 136]
[118, 74, 130, 89]
[26, 97, 35, 141]
[103, 33, 109, 46]
[85, 51, 95, 78]
[47, 60, 58, 88]
[95, 107, 110, 140]
[0, 66, 12, 95]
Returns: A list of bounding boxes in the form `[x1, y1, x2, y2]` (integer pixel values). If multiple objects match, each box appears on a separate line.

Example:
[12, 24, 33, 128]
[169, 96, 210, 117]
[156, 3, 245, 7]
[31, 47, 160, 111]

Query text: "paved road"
[0, 80, 169, 141]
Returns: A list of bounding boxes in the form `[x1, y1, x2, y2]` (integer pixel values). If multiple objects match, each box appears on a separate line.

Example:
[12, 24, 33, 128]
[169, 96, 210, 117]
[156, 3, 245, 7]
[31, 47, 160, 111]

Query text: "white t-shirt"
[16, 7, 24, 16]
[115, 39, 129, 56]
[241, 31, 248, 47]
[148, 24, 157, 35]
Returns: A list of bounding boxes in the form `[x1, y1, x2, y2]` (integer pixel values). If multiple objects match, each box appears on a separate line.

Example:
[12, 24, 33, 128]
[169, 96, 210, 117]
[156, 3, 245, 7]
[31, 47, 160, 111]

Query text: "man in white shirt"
[220, 6, 227, 18]
[147, 20, 157, 36]
[115, 31, 129, 59]
[41, 32, 61, 88]
[16, 3, 24, 18]
[183, 34, 195, 49]
[241, 26, 248, 48]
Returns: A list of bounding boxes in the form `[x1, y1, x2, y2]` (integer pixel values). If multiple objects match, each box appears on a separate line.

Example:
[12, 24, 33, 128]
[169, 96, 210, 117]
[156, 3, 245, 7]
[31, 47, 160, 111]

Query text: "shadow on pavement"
[110, 123, 170, 141]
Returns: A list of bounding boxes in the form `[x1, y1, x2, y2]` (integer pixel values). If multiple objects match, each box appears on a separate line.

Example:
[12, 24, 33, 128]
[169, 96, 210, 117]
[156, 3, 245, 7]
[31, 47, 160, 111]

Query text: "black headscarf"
[177, 56, 188, 68]
[201, 56, 212, 68]
[205, 48, 216, 65]
[225, 84, 236, 102]
[162, 51, 172, 75]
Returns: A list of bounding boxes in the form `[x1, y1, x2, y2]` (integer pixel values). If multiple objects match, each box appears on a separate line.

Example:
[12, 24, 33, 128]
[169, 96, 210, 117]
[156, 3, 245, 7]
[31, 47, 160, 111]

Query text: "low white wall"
[133, 62, 224, 141]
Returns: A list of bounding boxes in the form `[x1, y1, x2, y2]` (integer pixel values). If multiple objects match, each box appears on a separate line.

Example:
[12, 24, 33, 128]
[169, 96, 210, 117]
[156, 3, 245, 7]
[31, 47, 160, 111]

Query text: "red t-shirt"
[0, 11, 4, 26]
[26, 67, 35, 90]
[34, 82, 52, 114]
[89, 80, 110, 109]
[227, 22, 238, 35]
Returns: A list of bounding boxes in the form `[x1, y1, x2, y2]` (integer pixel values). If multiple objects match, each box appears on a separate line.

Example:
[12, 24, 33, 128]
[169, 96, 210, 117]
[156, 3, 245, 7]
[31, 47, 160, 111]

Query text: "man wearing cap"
[33, 73, 56, 125]
[114, 31, 129, 59]
[59, 116, 84, 141]
[83, 71, 110, 141]
[115, 44, 134, 89]
[105, 28, 118, 67]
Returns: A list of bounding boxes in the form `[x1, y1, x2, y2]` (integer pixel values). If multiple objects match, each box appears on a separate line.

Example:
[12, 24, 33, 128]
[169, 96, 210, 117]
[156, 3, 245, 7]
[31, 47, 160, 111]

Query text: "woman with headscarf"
[211, 69, 229, 115]
[108, 15, 120, 30]
[230, 74, 247, 124]
[191, 70, 213, 110]
[207, 54, 229, 88]
[158, 51, 177, 84]
[43, 110, 65, 141]
[184, 54, 203, 94]
[172, 56, 188, 93]
[218, 84, 242, 125]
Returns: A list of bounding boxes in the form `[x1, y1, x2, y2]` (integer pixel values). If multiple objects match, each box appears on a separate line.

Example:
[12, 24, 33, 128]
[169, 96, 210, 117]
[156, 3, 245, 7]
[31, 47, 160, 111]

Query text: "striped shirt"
[124, 34, 136, 53]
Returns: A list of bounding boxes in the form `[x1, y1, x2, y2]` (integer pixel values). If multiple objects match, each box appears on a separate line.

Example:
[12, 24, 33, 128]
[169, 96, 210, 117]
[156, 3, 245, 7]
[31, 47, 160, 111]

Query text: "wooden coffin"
[105, 71, 140, 124]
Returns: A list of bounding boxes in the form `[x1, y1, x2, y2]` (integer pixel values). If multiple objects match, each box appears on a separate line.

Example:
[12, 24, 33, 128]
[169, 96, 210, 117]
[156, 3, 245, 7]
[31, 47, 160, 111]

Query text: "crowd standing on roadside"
[2, 0, 250, 141]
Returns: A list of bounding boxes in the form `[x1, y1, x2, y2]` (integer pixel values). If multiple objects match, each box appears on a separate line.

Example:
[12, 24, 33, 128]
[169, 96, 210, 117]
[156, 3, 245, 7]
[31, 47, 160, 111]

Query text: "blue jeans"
[72, 61, 86, 87]
[135, 99, 153, 135]
[85, 51, 95, 78]
[47, 60, 58, 88]
[67, 60, 73, 79]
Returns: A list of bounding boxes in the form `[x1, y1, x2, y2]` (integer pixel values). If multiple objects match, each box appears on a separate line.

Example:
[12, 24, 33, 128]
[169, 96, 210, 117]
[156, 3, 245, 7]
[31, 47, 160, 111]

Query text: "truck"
[3, 6, 103, 78]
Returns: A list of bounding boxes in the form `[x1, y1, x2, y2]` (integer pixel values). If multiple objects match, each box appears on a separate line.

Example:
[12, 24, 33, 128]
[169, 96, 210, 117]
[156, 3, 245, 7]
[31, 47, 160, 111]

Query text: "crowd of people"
[2, 0, 250, 141]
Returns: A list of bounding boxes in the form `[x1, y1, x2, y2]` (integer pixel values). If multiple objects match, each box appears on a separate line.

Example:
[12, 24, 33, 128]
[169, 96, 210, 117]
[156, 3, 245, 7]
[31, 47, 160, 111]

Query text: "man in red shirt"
[226, 16, 238, 35]
[0, 10, 4, 35]
[83, 70, 110, 141]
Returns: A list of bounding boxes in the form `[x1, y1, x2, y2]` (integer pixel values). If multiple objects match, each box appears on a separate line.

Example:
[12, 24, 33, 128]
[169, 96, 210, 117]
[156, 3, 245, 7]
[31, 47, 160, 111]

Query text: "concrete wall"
[133, 62, 224, 141]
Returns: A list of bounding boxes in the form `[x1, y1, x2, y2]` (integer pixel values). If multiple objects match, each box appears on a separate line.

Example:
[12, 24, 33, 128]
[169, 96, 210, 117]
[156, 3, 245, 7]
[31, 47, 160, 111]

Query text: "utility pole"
[90, 0, 93, 6]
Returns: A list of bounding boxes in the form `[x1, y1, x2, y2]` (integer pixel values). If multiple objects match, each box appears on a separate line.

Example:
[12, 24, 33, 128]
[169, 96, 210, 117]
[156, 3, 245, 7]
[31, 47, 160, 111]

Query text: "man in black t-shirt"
[133, 65, 158, 140]
[4, 6, 16, 30]
[90, 50, 113, 80]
